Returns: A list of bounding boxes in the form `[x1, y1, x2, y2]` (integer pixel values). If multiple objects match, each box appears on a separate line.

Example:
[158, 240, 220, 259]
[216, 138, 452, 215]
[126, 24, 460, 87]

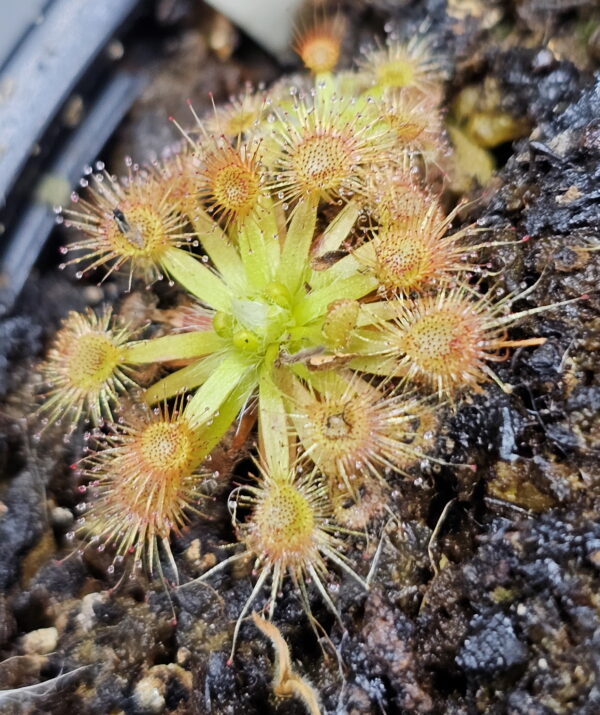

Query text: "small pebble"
[134, 675, 165, 714]
[184, 538, 201, 564]
[51, 506, 74, 530]
[176, 647, 191, 665]
[20, 627, 58, 655]
[76, 592, 107, 632]
[83, 286, 104, 304]
[588, 549, 600, 568]
[532, 48, 555, 71]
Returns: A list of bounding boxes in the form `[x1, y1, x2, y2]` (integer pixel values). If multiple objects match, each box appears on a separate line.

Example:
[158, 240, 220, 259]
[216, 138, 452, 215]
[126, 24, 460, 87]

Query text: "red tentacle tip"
[168, 116, 175, 122]
[521, 235, 530, 242]
[69, 463, 78, 470]
[468, 463, 477, 473]
[186, 98, 193, 106]
[226, 657, 234, 667]
[580, 294, 590, 301]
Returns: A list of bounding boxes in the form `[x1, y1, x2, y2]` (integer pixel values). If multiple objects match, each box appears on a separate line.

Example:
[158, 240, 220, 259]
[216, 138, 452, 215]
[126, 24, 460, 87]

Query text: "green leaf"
[184, 353, 255, 425]
[231, 297, 270, 333]
[191, 214, 246, 290]
[309, 241, 375, 291]
[161, 248, 231, 312]
[314, 200, 360, 257]
[349, 354, 397, 376]
[122, 331, 224, 363]
[294, 273, 378, 325]
[258, 367, 289, 474]
[347, 326, 391, 355]
[277, 199, 317, 295]
[255, 195, 281, 270]
[187, 202, 222, 236]
[144, 352, 224, 404]
[201, 375, 256, 455]
[301, 369, 351, 395]
[357, 300, 401, 326]
[237, 213, 271, 288]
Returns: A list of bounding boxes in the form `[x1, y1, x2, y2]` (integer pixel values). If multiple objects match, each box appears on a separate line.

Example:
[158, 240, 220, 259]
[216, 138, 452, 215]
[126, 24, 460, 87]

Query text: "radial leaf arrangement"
[39, 22, 572, 655]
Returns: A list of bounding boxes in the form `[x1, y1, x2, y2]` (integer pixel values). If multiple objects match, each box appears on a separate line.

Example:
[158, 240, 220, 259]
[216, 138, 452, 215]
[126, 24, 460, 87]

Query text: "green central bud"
[213, 311, 233, 337]
[226, 293, 296, 360]
[264, 281, 292, 309]
[232, 329, 261, 352]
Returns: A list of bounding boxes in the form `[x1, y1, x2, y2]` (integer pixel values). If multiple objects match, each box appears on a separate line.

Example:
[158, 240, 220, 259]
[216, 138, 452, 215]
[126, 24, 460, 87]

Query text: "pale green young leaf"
[237, 214, 273, 288]
[255, 195, 282, 270]
[309, 241, 375, 291]
[357, 300, 401, 326]
[277, 199, 317, 295]
[313, 200, 360, 257]
[184, 352, 255, 425]
[201, 375, 257, 454]
[161, 248, 231, 312]
[348, 353, 397, 376]
[122, 331, 225, 364]
[144, 352, 224, 404]
[258, 367, 289, 474]
[191, 210, 246, 290]
[294, 273, 378, 325]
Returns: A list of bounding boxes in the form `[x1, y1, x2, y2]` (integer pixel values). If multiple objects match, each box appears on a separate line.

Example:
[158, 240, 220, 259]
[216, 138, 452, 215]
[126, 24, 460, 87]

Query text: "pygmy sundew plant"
[38, 307, 136, 429]
[37, 23, 575, 657]
[78, 399, 215, 579]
